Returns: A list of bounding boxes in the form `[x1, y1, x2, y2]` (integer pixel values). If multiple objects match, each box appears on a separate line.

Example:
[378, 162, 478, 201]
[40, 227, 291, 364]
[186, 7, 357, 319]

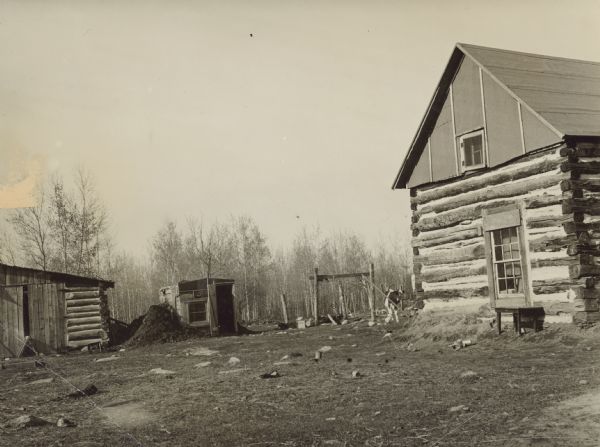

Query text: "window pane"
[495, 246, 503, 261]
[511, 243, 520, 255]
[506, 278, 515, 292]
[498, 279, 507, 293]
[510, 228, 518, 243]
[496, 263, 505, 278]
[493, 230, 502, 246]
[505, 263, 513, 276]
[464, 146, 473, 166]
[502, 229, 511, 245]
[515, 277, 523, 293]
[473, 148, 482, 165]
[503, 246, 511, 259]
[513, 263, 521, 276]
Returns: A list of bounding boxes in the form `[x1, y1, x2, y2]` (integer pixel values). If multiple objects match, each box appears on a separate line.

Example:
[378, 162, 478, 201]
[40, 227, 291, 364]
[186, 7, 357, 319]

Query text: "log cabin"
[393, 43, 600, 324]
[0, 263, 114, 357]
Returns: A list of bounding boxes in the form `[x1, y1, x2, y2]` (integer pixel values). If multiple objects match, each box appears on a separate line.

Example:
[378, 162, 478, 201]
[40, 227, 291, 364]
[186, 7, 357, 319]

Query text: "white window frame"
[459, 129, 486, 172]
[490, 226, 525, 298]
[482, 204, 532, 309]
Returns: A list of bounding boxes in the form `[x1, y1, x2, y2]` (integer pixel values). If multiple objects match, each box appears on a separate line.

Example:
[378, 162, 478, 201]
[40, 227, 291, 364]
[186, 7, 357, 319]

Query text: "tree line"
[1, 170, 413, 324]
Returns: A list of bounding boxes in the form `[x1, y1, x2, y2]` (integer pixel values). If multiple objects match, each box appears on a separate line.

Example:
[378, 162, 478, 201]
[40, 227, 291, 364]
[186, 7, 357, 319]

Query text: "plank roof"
[393, 43, 600, 189]
[0, 262, 114, 288]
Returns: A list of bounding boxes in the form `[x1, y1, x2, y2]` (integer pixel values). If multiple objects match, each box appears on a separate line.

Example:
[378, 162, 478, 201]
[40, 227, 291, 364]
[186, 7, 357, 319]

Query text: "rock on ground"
[459, 370, 480, 382]
[9, 415, 52, 429]
[150, 368, 176, 375]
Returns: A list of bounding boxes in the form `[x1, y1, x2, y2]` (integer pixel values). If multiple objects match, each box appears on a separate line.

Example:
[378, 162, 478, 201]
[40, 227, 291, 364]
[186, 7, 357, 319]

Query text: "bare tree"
[151, 220, 184, 285]
[8, 186, 51, 270]
[48, 177, 77, 272]
[72, 168, 107, 276]
[229, 216, 271, 322]
[0, 224, 19, 266]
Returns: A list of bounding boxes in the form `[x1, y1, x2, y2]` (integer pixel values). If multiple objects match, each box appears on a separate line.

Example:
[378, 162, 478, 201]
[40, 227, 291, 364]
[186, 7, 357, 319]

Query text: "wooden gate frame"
[308, 263, 376, 325]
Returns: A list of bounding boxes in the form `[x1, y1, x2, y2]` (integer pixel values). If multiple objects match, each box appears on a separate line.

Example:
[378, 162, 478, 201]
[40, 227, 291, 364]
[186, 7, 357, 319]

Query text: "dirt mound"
[126, 303, 185, 347]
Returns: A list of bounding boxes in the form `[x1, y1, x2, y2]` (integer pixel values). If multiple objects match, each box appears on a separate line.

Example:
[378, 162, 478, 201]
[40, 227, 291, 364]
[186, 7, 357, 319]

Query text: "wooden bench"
[495, 307, 545, 335]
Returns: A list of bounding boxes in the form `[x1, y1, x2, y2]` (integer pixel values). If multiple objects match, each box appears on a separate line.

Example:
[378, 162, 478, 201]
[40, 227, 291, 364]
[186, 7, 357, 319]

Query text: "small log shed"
[393, 43, 600, 324]
[159, 277, 237, 334]
[0, 262, 114, 357]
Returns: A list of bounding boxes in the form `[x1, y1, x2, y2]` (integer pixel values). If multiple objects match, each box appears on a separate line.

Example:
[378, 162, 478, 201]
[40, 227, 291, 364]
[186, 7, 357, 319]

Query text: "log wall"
[411, 143, 583, 315]
[65, 286, 109, 348]
[559, 141, 600, 323]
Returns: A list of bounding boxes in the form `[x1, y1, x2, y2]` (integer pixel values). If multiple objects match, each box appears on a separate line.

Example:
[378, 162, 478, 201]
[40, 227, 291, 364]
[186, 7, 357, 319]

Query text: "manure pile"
[126, 303, 189, 346]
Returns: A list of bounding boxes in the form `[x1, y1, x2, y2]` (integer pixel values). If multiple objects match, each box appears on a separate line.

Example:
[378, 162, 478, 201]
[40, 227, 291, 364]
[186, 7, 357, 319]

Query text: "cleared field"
[1, 319, 599, 447]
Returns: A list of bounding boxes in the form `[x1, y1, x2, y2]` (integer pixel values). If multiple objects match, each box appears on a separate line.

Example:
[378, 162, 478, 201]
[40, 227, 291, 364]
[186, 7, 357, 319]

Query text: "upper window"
[459, 130, 485, 171]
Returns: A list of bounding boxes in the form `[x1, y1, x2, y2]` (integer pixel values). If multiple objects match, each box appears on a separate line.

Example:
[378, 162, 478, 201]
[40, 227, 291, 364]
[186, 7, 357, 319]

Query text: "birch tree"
[151, 220, 184, 286]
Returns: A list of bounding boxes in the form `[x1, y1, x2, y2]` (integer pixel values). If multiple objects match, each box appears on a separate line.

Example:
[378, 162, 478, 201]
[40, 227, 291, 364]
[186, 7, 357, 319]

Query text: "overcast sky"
[1, 0, 600, 256]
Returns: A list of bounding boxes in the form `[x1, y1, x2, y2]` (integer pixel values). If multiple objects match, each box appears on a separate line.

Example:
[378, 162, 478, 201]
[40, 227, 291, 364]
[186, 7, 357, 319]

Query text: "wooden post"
[338, 283, 347, 319]
[280, 292, 289, 324]
[232, 284, 239, 334]
[206, 278, 212, 337]
[313, 267, 319, 325]
[368, 263, 375, 322]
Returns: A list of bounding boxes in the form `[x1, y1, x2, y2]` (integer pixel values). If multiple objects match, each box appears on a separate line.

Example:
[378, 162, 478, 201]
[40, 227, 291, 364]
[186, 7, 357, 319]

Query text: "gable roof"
[393, 43, 600, 189]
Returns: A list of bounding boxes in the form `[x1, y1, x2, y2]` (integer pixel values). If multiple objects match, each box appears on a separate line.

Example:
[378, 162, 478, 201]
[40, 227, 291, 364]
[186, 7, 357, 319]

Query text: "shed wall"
[0, 265, 110, 355]
[0, 286, 23, 357]
[29, 283, 64, 354]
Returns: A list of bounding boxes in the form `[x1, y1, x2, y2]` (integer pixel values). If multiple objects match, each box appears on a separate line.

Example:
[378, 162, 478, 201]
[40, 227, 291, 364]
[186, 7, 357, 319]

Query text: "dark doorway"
[216, 284, 236, 333]
[20, 285, 36, 356]
[22, 285, 30, 337]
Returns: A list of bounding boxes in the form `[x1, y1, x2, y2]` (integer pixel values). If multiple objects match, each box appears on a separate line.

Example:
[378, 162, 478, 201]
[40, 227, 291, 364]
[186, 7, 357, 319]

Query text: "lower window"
[492, 227, 524, 295]
[482, 204, 530, 306]
[188, 301, 207, 323]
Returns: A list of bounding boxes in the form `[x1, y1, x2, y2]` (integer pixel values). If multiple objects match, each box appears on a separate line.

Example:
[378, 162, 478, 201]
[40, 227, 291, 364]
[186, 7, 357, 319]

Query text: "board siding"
[412, 145, 578, 309]
[0, 286, 22, 357]
[407, 145, 431, 188]
[521, 106, 562, 152]
[430, 95, 456, 181]
[482, 72, 523, 166]
[452, 56, 484, 136]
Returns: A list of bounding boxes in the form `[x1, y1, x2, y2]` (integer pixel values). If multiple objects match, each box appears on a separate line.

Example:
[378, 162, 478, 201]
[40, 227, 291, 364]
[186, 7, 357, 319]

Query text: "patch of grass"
[1, 318, 599, 446]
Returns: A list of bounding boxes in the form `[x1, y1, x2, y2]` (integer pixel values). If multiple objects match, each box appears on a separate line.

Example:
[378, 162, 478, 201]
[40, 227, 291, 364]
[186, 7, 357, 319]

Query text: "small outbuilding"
[0, 263, 114, 357]
[159, 277, 237, 334]
[393, 43, 600, 323]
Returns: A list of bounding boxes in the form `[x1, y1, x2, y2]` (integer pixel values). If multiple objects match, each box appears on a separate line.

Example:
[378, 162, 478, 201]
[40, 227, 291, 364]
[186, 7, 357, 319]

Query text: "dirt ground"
[1, 317, 600, 447]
